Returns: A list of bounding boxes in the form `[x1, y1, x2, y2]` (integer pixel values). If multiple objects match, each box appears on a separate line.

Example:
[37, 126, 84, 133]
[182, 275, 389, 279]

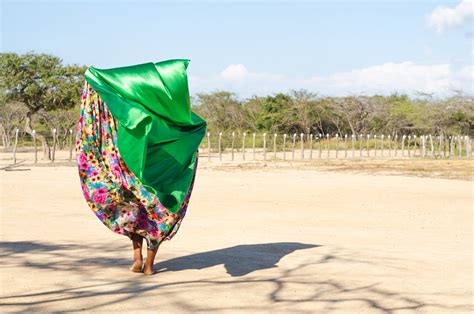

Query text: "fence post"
[335, 134, 339, 158]
[318, 133, 322, 159]
[51, 128, 57, 163]
[252, 133, 256, 160]
[273, 133, 277, 159]
[454, 136, 458, 157]
[326, 133, 330, 158]
[68, 128, 73, 162]
[218, 132, 222, 162]
[207, 132, 211, 161]
[283, 133, 287, 160]
[300, 133, 304, 159]
[374, 135, 377, 157]
[351, 134, 355, 158]
[231, 132, 235, 161]
[420, 135, 423, 157]
[427, 135, 431, 157]
[465, 136, 469, 158]
[388, 135, 391, 158]
[407, 135, 411, 157]
[359, 134, 363, 157]
[242, 132, 246, 161]
[292, 133, 296, 160]
[431, 135, 440, 157]
[436, 135, 440, 157]
[13, 128, 19, 164]
[263, 133, 267, 161]
[395, 134, 398, 157]
[426, 135, 429, 158]
[366, 134, 370, 157]
[62, 129, 67, 150]
[468, 136, 471, 158]
[381, 135, 384, 158]
[463, 136, 467, 158]
[449, 136, 453, 157]
[468, 136, 472, 158]
[344, 134, 348, 158]
[309, 134, 313, 159]
[421, 135, 425, 157]
[444, 136, 451, 158]
[442, 135, 447, 158]
[32, 129, 37, 164]
[466, 135, 472, 157]
[415, 135, 421, 157]
[401, 135, 406, 157]
[429, 134, 434, 157]
[423, 135, 426, 157]
[458, 136, 462, 157]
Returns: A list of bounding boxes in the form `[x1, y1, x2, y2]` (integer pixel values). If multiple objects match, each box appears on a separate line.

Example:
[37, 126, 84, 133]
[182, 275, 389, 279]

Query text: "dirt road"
[1, 165, 472, 312]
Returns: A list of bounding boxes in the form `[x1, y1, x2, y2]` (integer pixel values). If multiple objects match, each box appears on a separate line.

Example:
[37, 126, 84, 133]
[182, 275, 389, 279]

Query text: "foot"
[143, 266, 156, 276]
[129, 259, 143, 273]
[143, 246, 159, 276]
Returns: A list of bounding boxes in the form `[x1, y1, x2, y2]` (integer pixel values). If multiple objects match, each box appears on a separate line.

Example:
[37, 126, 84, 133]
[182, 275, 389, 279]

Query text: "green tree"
[255, 93, 292, 132]
[193, 91, 245, 131]
[0, 101, 28, 148]
[0, 52, 86, 158]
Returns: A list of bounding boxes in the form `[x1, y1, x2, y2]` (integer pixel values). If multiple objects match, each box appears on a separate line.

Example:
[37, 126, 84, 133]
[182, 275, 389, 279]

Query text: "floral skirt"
[75, 83, 198, 250]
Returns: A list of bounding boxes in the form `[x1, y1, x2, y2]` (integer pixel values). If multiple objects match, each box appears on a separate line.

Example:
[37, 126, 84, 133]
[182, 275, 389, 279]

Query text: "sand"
[0, 158, 473, 313]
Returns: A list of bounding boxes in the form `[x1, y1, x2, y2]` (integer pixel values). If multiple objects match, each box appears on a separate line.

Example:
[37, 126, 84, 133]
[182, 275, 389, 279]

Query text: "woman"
[75, 60, 206, 275]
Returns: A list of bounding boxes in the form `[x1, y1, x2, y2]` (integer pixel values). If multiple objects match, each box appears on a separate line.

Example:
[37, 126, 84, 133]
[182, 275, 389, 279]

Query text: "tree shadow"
[0, 241, 472, 313]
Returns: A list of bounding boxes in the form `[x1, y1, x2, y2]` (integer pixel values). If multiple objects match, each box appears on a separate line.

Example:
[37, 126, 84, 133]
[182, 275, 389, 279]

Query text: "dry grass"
[199, 158, 474, 181]
[1, 149, 473, 181]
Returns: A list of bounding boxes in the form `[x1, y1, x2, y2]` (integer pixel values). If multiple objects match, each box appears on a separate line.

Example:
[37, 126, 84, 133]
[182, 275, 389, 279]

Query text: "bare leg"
[143, 242, 161, 276]
[130, 233, 143, 273]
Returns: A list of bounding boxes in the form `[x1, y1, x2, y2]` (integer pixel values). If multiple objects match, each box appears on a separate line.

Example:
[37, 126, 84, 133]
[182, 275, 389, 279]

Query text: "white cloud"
[189, 61, 473, 97]
[427, 0, 474, 34]
[326, 62, 453, 95]
[221, 64, 249, 80]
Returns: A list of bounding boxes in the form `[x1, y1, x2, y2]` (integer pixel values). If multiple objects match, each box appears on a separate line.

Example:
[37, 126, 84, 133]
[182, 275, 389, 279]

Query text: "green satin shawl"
[84, 59, 206, 213]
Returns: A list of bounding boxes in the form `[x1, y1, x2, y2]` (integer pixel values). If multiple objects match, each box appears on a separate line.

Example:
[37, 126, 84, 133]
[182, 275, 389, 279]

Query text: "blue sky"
[1, 0, 473, 97]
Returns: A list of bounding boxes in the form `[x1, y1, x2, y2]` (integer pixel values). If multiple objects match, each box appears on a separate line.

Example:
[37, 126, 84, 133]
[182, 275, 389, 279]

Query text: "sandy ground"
[0, 156, 473, 312]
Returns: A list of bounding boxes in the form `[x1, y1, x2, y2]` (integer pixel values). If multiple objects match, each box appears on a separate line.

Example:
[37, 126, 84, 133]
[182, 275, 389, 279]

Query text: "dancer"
[75, 60, 206, 275]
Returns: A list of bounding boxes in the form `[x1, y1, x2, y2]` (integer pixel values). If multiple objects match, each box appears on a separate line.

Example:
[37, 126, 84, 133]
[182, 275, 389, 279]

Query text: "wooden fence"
[199, 132, 473, 161]
[8, 128, 75, 164]
[3, 128, 473, 165]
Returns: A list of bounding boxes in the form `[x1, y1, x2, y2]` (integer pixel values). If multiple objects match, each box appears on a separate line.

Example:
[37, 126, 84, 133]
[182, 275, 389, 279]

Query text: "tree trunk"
[24, 111, 51, 160]
[0, 123, 9, 148]
[61, 128, 69, 149]
[347, 120, 356, 136]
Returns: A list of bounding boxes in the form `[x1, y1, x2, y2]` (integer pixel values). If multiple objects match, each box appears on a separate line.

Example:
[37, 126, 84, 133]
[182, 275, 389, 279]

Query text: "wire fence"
[2, 128, 473, 166]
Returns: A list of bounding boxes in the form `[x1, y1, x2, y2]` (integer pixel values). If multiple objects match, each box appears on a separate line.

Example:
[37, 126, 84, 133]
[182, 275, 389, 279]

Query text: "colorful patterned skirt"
[75, 82, 199, 250]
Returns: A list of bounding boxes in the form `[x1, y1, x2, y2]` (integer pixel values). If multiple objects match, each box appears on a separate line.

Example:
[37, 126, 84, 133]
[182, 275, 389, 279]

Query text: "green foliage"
[195, 90, 474, 137]
[193, 91, 245, 131]
[0, 52, 86, 113]
[1, 52, 472, 151]
[0, 52, 86, 155]
[256, 93, 292, 131]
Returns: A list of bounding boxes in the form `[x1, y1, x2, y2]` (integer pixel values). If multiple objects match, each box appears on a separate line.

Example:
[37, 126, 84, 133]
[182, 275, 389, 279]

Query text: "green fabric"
[84, 59, 206, 213]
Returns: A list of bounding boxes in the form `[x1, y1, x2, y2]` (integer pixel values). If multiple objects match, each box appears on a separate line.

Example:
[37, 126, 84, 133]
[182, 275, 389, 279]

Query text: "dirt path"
[0, 166, 472, 312]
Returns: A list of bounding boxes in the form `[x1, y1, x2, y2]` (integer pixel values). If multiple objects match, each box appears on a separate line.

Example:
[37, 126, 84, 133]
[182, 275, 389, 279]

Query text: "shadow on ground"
[0, 241, 471, 313]
[157, 242, 319, 276]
